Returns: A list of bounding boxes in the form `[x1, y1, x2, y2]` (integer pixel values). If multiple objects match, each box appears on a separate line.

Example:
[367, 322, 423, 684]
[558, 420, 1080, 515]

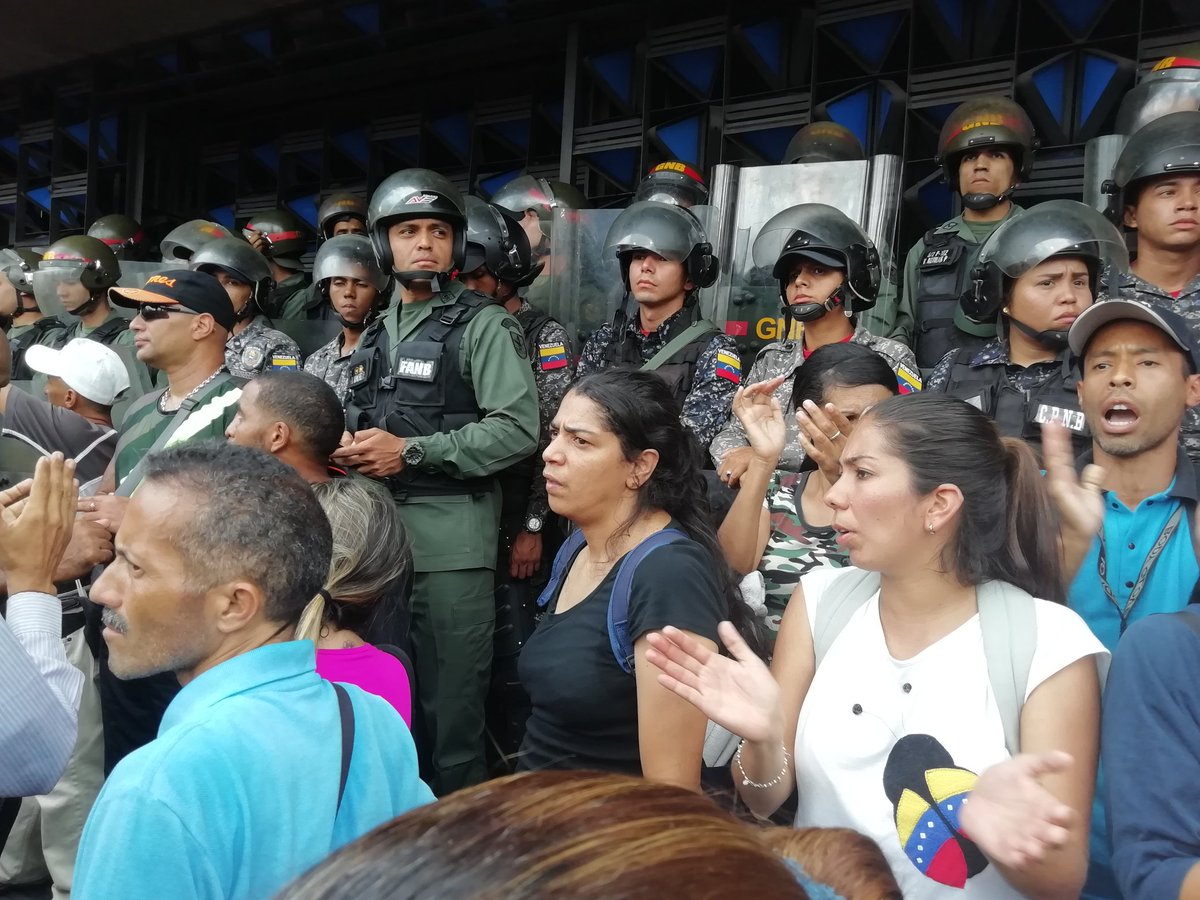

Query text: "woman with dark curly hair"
[516, 369, 753, 790]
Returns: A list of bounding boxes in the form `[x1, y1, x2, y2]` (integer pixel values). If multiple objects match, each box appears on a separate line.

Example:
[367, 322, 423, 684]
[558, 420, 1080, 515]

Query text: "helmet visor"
[603, 201, 707, 263]
[978, 199, 1130, 278]
[751, 203, 870, 269]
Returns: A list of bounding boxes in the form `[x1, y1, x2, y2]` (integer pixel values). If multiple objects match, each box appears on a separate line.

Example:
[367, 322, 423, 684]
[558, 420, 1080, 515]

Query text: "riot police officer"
[578, 200, 739, 450]
[303, 233, 389, 402]
[189, 237, 301, 378]
[331, 169, 539, 796]
[0, 248, 66, 379]
[317, 192, 369, 239]
[88, 213, 148, 261]
[243, 209, 313, 319]
[633, 160, 710, 208]
[490, 174, 586, 309]
[159, 219, 236, 263]
[892, 97, 1037, 369]
[38, 236, 134, 348]
[710, 203, 919, 478]
[926, 200, 1128, 460]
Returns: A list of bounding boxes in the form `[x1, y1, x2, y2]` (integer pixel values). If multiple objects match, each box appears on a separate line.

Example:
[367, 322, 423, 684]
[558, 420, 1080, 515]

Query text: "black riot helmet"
[967, 200, 1129, 351]
[39, 236, 122, 317]
[317, 192, 369, 239]
[1102, 110, 1200, 225]
[189, 237, 273, 319]
[160, 219, 236, 263]
[604, 201, 718, 295]
[937, 97, 1037, 211]
[368, 168, 468, 288]
[783, 122, 865, 165]
[752, 203, 880, 323]
[242, 209, 311, 270]
[87, 214, 146, 260]
[312, 234, 390, 331]
[463, 196, 544, 293]
[633, 161, 710, 208]
[490, 175, 586, 223]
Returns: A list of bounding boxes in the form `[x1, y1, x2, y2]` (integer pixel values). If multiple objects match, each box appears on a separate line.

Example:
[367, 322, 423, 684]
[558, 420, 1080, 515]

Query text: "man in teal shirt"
[74, 443, 432, 900]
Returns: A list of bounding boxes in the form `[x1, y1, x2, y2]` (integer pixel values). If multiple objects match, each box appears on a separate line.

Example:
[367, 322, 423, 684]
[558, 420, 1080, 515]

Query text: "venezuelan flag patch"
[715, 350, 741, 384]
[269, 356, 299, 370]
[538, 343, 569, 371]
[896, 362, 922, 394]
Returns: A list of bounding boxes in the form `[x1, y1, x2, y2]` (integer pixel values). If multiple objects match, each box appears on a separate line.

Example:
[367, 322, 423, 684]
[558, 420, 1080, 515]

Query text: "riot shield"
[542, 207, 624, 350]
[32, 261, 166, 323]
[700, 155, 901, 354]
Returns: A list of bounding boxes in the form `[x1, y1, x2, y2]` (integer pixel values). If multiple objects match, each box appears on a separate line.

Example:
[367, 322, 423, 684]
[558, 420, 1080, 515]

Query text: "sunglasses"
[138, 303, 200, 321]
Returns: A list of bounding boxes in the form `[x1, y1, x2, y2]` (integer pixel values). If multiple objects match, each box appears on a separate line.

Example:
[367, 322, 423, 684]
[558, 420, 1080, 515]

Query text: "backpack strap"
[536, 527, 588, 611]
[641, 320, 719, 372]
[87, 316, 131, 344]
[332, 683, 355, 815]
[608, 528, 689, 673]
[977, 580, 1037, 758]
[812, 568, 880, 668]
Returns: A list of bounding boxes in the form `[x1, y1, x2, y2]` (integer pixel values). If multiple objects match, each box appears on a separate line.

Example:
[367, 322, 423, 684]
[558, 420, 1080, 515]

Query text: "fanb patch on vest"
[241, 346, 264, 370]
[715, 350, 741, 384]
[349, 359, 370, 388]
[920, 242, 963, 270]
[538, 342, 568, 371]
[1033, 404, 1087, 434]
[396, 356, 437, 381]
[502, 318, 529, 359]
[268, 355, 299, 371]
[896, 362, 922, 394]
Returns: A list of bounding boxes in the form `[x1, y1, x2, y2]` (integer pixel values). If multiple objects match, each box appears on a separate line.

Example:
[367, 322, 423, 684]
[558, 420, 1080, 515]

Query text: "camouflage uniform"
[303, 333, 354, 404]
[925, 337, 1063, 393]
[224, 316, 302, 378]
[708, 325, 920, 470]
[1105, 270, 1200, 463]
[514, 301, 574, 527]
[578, 307, 741, 449]
[759, 470, 848, 649]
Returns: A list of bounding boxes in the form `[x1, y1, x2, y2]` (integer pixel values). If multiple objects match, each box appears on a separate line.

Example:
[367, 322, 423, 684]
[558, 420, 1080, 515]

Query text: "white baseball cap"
[24, 339, 131, 406]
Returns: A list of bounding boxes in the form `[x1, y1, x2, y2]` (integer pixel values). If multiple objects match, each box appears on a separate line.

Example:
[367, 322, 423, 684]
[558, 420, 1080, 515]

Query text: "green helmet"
[242, 209, 311, 269]
[189, 237, 273, 303]
[489, 175, 586, 222]
[318, 193, 369, 239]
[160, 219, 235, 263]
[39, 236, 121, 291]
[0, 248, 41, 295]
[784, 122, 865, 164]
[937, 97, 1036, 209]
[368, 168, 467, 281]
[87, 214, 146, 259]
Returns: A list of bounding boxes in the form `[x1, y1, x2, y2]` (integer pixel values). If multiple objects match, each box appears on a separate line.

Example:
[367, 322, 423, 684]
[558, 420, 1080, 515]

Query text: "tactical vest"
[344, 291, 494, 499]
[942, 350, 1090, 458]
[10, 316, 65, 380]
[601, 305, 718, 403]
[73, 315, 130, 346]
[912, 229, 988, 369]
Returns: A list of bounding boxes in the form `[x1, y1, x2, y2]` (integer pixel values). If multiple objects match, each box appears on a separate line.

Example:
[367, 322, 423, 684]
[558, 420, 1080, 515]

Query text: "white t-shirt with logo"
[792, 567, 1107, 900]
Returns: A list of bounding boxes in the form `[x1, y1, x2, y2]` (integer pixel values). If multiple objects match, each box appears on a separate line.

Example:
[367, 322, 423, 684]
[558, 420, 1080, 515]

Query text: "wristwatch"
[401, 441, 426, 467]
[525, 515, 544, 534]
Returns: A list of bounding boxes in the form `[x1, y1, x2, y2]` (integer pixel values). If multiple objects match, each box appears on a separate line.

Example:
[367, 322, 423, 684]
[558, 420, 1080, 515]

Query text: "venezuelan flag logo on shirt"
[896, 363, 922, 394]
[715, 350, 741, 384]
[538, 343, 569, 371]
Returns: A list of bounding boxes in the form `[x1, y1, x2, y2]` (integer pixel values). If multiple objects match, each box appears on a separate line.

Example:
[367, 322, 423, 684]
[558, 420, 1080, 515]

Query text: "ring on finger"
[827, 430, 842, 440]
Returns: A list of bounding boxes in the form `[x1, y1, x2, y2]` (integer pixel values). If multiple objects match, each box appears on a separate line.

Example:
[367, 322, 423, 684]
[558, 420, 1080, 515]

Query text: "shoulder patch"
[715, 349, 741, 384]
[502, 317, 529, 359]
[895, 362, 922, 394]
[268, 355, 300, 371]
[537, 342, 569, 371]
[241, 345, 265, 370]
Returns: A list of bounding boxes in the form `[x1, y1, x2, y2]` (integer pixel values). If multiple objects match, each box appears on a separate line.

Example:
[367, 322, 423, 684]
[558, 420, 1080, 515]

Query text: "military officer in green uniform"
[243, 208, 314, 320]
[38, 236, 136, 349]
[891, 97, 1036, 369]
[0, 248, 66, 380]
[332, 169, 540, 796]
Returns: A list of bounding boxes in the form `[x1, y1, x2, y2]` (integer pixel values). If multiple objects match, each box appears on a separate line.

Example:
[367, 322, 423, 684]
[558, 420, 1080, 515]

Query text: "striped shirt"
[1, 592, 84, 796]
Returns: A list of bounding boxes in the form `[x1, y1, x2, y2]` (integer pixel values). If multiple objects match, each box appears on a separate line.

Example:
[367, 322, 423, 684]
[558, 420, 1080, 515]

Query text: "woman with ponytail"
[646, 393, 1108, 899]
[517, 369, 755, 791]
[301, 476, 414, 726]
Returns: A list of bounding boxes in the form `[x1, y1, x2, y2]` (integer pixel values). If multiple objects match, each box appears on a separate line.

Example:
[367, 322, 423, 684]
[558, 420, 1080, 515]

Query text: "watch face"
[526, 516, 543, 533]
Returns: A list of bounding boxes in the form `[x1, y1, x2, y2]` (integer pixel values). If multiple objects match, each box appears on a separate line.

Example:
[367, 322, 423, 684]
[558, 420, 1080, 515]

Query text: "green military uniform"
[345, 279, 539, 795]
[268, 272, 314, 320]
[892, 206, 1024, 367]
[62, 310, 136, 348]
[8, 317, 67, 380]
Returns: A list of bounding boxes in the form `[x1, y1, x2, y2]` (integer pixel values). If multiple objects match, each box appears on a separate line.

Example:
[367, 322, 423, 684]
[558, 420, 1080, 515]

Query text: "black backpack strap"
[418, 292, 494, 344]
[333, 683, 355, 815]
[87, 316, 131, 344]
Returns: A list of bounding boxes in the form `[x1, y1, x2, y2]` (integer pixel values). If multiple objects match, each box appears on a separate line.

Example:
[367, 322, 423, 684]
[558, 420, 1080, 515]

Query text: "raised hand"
[645, 622, 783, 744]
[795, 399, 852, 484]
[0, 454, 78, 594]
[1041, 422, 1104, 539]
[730, 376, 788, 467]
[962, 751, 1076, 869]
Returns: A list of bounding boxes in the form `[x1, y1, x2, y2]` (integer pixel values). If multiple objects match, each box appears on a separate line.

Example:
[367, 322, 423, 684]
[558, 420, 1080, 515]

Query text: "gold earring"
[927, 522, 936, 535]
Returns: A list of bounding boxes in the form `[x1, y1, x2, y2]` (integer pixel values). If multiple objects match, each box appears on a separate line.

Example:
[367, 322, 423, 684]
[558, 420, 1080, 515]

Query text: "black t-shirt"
[516, 526, 724, 775]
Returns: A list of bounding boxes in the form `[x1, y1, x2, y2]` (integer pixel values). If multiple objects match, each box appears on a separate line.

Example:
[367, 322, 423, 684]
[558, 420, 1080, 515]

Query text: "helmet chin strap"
[66, 293, 103, 319]
[394, 271, 447, 292]
[338, 313, 370, 331]
[1008, 315, 1069, 351]
[961, 184, 1017, 212]
[779, 289, 847, 323]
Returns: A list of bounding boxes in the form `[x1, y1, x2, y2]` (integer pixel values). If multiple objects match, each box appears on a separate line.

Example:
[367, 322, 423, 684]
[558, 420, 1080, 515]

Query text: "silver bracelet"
[734, 738, 791, 789]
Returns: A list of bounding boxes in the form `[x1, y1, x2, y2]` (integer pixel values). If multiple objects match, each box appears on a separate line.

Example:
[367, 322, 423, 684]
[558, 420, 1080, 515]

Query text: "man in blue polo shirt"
[73, 442, 433, 900]
[1044, 298, 1200, 900]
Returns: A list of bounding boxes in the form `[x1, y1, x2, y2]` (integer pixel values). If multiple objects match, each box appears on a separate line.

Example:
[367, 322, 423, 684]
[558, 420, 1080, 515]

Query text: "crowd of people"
[0, 81, 1199, 900]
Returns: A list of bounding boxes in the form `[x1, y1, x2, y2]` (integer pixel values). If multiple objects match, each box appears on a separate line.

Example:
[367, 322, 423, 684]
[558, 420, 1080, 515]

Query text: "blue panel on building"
[26, 187, 51, 213]
[251, 144, 280, 172]
[829, 11, 902, 70]
[586, 147, 638, 186]
[98, 117, 119, 163]
[481, 169, 523, 198]
[333, 129, 370, 167]
[1032, 58, 1068, 128]
[932, 0, 966, 41]
[739, 126, 796, 164]
[1079, 53, 1118, 125]
[826, 88, 871, 151]
[387, 135, 421, 162]
[590, 49, 635, 106]
[64, 123, 89, 149]
[342, 3, 380, 34]
[1047, 0, 1107, 37]
[209, 205, 236, 229]
[662, 47, 721, 97]
[491, 119, 530, 151]
[918, 176, 954, 224]
[655, 117, 701, 163]
[0, 137, 18, 158]
[287, 196, 319, 229]
[431, 113, 471, 159]
[742, 19, 783, 76]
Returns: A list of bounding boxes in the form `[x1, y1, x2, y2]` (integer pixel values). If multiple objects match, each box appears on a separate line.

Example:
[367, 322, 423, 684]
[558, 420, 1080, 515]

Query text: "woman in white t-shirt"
[647, 393, 1108, 900]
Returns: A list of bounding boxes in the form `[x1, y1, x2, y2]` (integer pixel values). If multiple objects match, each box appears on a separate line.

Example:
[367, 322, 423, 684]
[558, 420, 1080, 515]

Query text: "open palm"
[731, 377, 788, 464]
[645, 622, 782, 744]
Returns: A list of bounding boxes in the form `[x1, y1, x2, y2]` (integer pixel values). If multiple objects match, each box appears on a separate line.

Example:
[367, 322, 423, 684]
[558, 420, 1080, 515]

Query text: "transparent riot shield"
[700, 155, 901, 354]
[542, 208, 624, 351]
[32, 261, 165, 323]
[1083, 134, 1128, 213]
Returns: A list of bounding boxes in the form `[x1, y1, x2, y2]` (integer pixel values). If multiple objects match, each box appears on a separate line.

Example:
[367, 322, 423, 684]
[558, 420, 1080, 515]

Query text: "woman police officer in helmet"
[710, 203, 918, 484]
[926, 200, 1129, 460]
